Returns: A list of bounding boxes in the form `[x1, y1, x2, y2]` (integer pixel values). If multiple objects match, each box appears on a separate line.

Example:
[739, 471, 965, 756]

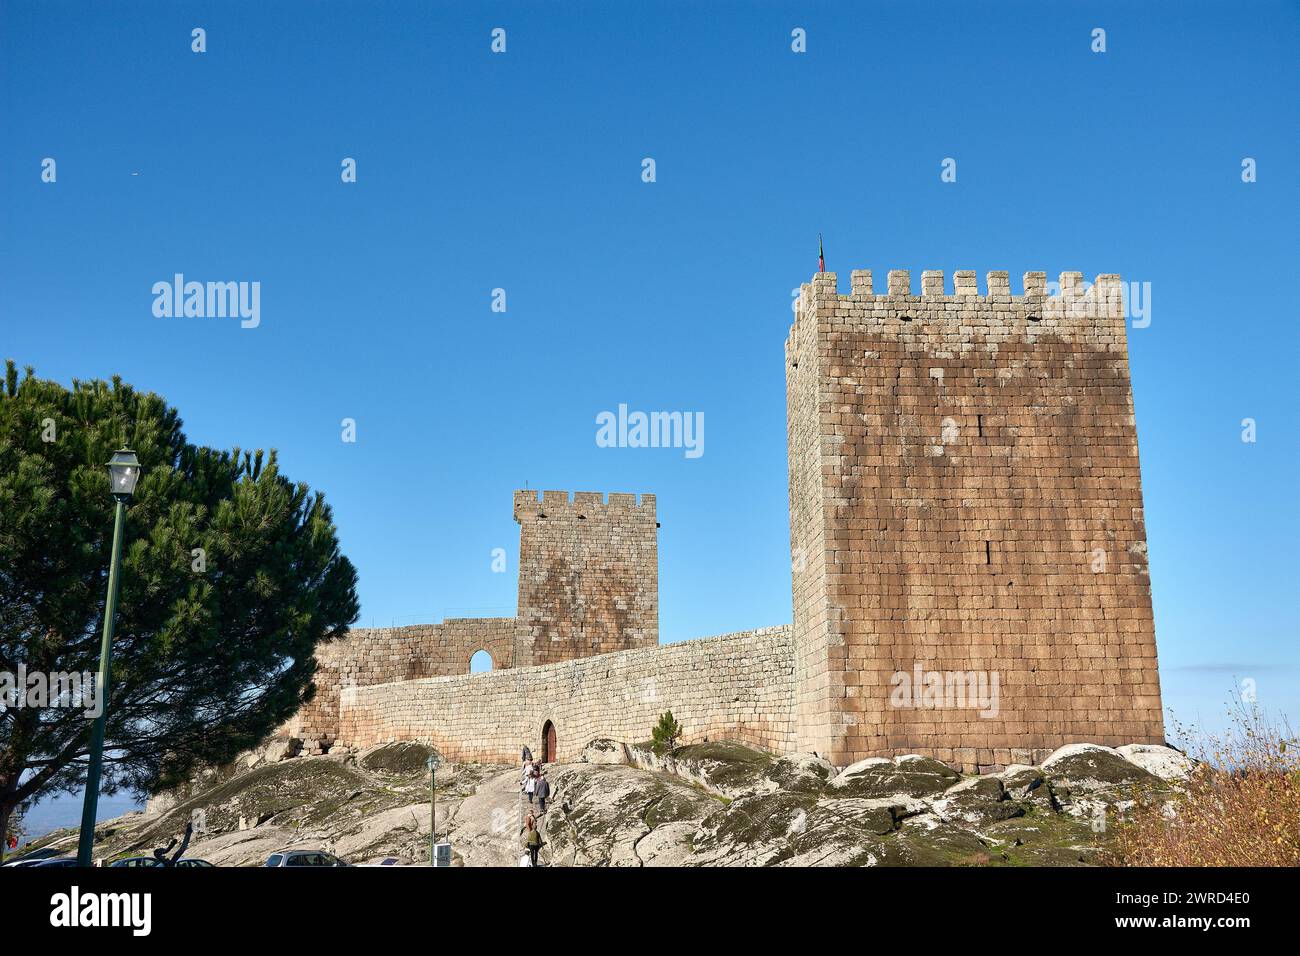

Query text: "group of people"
[520, 746, 552, 866]
[521, 754, 552, 812]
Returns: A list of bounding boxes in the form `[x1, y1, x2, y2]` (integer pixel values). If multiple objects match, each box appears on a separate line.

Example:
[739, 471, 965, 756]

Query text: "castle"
[285, 268, 1165, 773]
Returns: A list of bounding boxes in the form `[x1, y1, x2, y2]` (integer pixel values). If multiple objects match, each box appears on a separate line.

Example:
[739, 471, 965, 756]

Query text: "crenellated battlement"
[513, 489, 657, 523]
[794, 269, 1126, 326]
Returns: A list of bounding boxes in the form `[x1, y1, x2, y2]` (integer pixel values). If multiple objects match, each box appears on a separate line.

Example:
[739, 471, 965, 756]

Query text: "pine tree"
[0, 362, 359, 856]
[651, 711, 683, 755]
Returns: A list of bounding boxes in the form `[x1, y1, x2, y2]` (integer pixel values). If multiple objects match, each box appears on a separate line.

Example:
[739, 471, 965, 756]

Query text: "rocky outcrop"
[830, 755, 961, 799]
[357, 741, 438, 775]
[263, 736, 303, 764]
[581, 738, 629, 766]
[1116, 744, 1196, 781]
[542, 765, 718, 867]
[626, 741, 835, 799]
[28, 742, 505, 867]
[1041, 743, 1163, 792]
[499, 740, 1183, 867]
[26, 739, 1187, 867]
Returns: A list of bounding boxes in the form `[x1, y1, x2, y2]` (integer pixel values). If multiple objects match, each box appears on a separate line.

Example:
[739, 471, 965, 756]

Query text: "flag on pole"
[818, 234, 825, 273]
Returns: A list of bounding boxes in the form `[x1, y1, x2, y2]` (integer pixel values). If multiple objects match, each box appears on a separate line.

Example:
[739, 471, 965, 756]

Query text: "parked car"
[264, 850, 347, 867]
[32, 857, 79, 867]
[111, 856, 214, 868]
[2, 848, 64, 867]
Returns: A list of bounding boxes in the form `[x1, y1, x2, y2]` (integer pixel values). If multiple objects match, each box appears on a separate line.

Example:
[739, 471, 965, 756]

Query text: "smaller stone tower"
[513, 490, 659, 666]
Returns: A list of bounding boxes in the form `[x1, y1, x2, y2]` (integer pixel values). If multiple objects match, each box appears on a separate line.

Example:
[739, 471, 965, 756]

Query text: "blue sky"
[2, 1, 1297, 829]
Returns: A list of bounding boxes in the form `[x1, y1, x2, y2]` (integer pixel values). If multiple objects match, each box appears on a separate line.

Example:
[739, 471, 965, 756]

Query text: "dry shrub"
[1109, 697, 1300, 866]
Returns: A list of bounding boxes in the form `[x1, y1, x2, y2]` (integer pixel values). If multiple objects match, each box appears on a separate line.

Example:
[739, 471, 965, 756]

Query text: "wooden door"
[543, 721, 556, 763]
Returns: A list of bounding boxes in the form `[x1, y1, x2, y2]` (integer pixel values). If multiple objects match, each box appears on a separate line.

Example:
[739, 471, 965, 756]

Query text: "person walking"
[521, 813, 542, 867]
[535, 771, 551, 814]
[521, 757, 533, 792]
[525, 765, 537, 804]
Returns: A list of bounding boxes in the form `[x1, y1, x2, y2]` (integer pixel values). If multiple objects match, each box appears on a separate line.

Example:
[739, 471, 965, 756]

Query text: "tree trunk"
[0, 770, 25, 865]
[0, 798, 10, 865]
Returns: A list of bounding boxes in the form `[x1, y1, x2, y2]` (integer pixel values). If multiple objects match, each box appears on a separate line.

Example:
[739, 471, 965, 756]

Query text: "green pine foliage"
[651, 710, 683, 755]
[0, 361, 359, 854]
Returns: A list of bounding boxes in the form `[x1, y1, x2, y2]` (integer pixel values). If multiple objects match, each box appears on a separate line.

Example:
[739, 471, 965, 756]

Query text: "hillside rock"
[26, 742, 504, 867]
[543, 765, 718, 867]
[626, 742, 837, 800]
[932, 776, 1027, 828]
[830, 755, 960, 799]
[628, 741, 778, 798]
[997, 765, 1058, 809]
[1116, 744, 1195, 781]
[1041, 744, 1163, 794]
[22, 738, 1179, 868]
[767, 752, 838, 794]
[264, 737, 303, 764]
[445, 769, 533, 867]
[581, 738, 628, 765]
[357, 741, 437, 775]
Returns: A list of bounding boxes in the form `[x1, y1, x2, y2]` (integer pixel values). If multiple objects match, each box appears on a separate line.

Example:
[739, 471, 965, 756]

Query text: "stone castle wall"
[281, 264, 1167, 777]
[785, 269, 1164, 771]
[513, 490, 659, 664]
[285, 617, 517, 752]
[336, 626, 797, 763]
[287, 488, 660, 753]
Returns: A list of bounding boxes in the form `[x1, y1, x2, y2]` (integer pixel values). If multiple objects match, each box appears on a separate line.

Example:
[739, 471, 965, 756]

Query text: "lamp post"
[426, 754, 440, 865]
[76, 448, 140, 866]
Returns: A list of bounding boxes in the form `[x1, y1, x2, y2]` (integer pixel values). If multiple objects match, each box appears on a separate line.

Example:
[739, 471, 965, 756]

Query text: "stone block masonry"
[285, 617, 517, 753]
[785, 269, 1164, 771]
[286, 488, 660, 753]
[337, 626, 797, 763]
[514, 490, 659, 664]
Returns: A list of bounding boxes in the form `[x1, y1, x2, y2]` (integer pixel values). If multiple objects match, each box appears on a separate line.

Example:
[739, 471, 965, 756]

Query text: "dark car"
[32, 858, 79, 867]
[111, 856, 214, 868]
[264, 850, 346, 867]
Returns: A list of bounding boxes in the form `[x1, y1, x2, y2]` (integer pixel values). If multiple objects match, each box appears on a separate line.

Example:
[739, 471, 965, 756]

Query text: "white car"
[263, 850, 347, 867]
[2, 849, 64, 867]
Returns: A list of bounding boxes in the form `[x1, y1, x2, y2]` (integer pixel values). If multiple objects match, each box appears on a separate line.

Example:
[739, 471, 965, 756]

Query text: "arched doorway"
[541, 720, 557, 763]
[469, 649, 493, 673]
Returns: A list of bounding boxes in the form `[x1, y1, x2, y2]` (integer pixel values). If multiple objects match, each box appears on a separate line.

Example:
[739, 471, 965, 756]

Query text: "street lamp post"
[426, 754, 439, 865]
[76, 449, 140, 866]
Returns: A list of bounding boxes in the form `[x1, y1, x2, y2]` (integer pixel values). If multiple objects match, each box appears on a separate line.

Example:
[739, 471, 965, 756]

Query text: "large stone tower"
[513, 490, 659, 666]
[785, 269, 1164, 771]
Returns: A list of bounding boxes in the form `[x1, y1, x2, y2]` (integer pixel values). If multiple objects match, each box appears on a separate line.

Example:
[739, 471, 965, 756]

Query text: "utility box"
[432, 842, 452, 867]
